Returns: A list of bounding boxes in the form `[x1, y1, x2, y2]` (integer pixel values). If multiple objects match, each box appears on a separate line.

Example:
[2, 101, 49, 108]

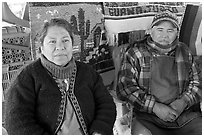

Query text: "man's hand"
[153, 102, 178, 122]
[169, 99, 187, 117]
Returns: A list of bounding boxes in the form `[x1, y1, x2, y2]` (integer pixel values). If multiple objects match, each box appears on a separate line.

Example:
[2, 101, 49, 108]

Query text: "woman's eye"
[63, 39, 70, 43]
[157, 28, 163, 32]
[49, 40, 56, 44]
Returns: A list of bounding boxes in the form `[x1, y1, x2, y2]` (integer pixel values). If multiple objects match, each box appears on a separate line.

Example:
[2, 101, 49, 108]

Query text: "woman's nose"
[55, 42, 65, 50]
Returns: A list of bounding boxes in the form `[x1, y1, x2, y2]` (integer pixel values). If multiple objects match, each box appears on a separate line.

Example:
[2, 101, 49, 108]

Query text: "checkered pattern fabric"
[116, 37, 201, 113]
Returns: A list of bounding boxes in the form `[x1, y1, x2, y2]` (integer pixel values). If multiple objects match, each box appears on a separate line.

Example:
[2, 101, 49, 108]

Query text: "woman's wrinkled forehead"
[46, 26, 70, 37]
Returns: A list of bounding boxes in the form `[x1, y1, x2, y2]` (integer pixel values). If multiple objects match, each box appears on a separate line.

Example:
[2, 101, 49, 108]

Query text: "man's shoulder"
[178, 42, 192, 53]
[127, 40, 148, 55]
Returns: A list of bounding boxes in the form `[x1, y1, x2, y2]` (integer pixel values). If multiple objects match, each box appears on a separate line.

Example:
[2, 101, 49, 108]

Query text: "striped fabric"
[116, 37, 201, 113]
[179, 4, 202, 55]
[55, 78, 83, 135]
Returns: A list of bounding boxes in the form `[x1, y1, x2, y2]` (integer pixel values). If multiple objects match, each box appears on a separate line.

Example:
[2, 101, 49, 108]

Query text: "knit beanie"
[150, 11, 179, 30]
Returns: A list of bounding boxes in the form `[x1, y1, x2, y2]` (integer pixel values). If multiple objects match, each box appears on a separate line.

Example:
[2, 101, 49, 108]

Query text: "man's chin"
[159, 42, 170, 46]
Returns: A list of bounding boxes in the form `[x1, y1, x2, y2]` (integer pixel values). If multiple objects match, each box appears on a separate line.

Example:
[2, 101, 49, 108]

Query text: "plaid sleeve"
[116, 47, 155, 113]
[181, 57, 202, 108]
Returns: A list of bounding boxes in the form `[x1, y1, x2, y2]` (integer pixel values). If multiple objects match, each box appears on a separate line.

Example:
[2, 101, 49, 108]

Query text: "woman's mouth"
[54, 54, 67, 57]
[55, 54, 66, 56]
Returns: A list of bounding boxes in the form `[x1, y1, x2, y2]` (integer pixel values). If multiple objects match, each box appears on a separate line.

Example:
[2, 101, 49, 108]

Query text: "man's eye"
[167, 30, 174, 33]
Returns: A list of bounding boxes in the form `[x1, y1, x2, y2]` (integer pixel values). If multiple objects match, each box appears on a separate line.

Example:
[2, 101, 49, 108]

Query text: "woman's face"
[150, 21, 178, 46]
[41, 26, 73, 66]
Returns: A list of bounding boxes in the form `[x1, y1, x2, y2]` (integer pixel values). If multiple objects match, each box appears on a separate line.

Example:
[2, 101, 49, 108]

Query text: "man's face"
[150, 21, 178, 46]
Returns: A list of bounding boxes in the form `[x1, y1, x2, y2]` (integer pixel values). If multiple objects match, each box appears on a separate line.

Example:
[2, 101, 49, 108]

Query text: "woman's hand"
[153, 102, 178, 122]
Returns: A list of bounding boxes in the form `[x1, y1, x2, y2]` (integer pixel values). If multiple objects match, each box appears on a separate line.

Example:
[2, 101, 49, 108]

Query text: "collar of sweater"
[40, 54, 76, 79]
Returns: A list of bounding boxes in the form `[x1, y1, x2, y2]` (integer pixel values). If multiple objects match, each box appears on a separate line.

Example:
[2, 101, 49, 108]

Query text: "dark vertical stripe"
[179, 5, 193, 42]
[179, 5, 199, 47]
[100, 2, 105, 14]
[189, 5, 202, 55]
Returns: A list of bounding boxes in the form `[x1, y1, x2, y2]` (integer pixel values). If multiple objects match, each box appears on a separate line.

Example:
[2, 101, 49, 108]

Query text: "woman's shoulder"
[75, 61, 98, 76]
[75, 61, 94, 70]
[17, 58, 44, 79]
[22, 59, 42, 72]
[9, 59, 42, 85]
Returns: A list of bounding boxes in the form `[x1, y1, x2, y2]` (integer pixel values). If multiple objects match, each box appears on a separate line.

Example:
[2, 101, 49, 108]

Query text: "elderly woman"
[117, 11, 202, 135]
[5, 18, 116, 135]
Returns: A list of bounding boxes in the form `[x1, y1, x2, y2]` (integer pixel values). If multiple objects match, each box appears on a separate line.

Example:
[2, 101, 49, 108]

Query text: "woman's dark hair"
[37, 18, 74, 45]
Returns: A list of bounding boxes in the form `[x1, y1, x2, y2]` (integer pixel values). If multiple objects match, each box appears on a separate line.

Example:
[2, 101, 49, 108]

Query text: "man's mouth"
[160, 40, 169, 44]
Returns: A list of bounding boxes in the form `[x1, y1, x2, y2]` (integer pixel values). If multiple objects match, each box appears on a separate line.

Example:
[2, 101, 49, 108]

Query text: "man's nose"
[162, 31, 169, 38]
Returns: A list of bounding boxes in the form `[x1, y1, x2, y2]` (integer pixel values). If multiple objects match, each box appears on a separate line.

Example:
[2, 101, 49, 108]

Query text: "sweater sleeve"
[116, 47, 156, 113]
[5, 66, 50, 135]
[180, 55, 202, 108]
[88, 69, 116, 135]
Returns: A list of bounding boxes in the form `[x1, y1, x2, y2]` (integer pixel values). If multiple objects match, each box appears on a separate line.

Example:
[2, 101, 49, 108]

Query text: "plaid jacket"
[116, 41, 201, 114]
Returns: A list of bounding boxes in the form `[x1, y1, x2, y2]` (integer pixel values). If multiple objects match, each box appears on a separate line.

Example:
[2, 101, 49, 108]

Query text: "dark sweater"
[5, 59, 116, 135]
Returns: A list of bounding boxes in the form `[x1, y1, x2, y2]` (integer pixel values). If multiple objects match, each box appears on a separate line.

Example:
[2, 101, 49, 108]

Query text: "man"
[116, 11, 202, 135]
